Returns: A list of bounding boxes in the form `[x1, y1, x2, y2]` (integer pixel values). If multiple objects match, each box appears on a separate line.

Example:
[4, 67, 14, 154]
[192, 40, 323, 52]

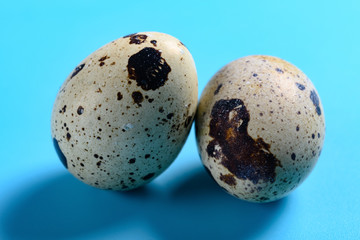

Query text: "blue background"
[1, 0, 359, 239]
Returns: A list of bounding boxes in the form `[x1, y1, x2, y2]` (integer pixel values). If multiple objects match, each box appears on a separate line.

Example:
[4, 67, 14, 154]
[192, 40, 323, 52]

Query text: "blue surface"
[1, 0, 359, 239]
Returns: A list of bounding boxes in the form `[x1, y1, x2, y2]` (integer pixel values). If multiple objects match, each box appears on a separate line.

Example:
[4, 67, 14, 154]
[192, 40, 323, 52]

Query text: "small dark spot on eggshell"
[179, 41, 187, 48]
[132, 91, 144, 106]
[220, 173, 237, 186]
[59, 105, 67, 114]
[310, 90, 321, 116]
[66, 133, 71, 141]
[53, 138, 68, 169]
[71, 63, 85, 79]
[77, 106, 84, 115]
[259, 197, 270, 201]
[129, 158, 136, 164]
[99, 56, 109, 62]
[214, 84, 223, 95]
[142, 173, 155, 180]
[184, 116, 193, 128]
[167, 113, 174, 119]
[275, 68, 284, 74]
[296, 82, 305, 90]
[117, 92, 123, 101]
[150, 40, 157, 46]
[291, 153, 296, 160]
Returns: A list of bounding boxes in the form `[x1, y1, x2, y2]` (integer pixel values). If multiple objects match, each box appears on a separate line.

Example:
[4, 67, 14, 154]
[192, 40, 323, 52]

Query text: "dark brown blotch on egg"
[127, 47, 171, 91]
[206, 99, 281, 184]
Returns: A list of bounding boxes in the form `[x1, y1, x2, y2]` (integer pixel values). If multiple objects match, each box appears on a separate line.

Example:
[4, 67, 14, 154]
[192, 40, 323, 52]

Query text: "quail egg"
[52, 32, 198, 190]
[195, 55, 325, 202]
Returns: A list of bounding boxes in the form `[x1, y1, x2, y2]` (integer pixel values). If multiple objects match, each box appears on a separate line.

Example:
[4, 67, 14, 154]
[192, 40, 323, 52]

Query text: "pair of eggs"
[51, 32, 325, 202]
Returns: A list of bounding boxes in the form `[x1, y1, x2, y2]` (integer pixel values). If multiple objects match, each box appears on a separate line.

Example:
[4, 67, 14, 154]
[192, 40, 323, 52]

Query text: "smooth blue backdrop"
[1, 0, 359, 239]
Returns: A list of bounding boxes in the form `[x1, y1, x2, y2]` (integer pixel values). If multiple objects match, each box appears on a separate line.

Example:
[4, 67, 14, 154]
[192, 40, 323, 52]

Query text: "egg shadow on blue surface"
[158, 166, 289, 239]
[1, 163, 289, 240]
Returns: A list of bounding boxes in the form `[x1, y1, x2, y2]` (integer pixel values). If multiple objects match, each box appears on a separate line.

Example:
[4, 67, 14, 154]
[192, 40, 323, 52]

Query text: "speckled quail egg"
[51, 32, 198, 190]
[195, 55, 325, 202]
